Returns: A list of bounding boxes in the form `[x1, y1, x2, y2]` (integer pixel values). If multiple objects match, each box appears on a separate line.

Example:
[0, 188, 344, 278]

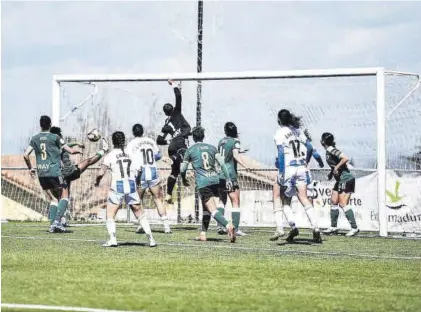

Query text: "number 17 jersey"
[274, 126, 308, 167]
[103, 148, 136, 194]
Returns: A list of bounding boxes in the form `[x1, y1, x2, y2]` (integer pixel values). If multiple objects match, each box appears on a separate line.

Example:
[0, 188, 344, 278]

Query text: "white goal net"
[2, 68, 420, 236]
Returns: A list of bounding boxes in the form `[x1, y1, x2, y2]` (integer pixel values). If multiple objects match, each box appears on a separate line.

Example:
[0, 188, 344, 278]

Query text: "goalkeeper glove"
[161, 125, 174, 135]
[156, 135, 168, 146]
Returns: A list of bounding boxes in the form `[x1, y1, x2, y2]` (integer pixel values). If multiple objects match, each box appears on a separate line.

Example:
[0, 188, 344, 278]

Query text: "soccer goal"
[3, 67, 419, 237]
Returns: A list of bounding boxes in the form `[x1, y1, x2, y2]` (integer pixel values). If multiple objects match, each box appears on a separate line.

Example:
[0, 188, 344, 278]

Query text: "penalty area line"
[0, 303, 144, 312]
[2, 235, 421, 261]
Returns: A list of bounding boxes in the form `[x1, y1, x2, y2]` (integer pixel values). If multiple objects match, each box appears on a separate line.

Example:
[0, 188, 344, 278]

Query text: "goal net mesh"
[2, 74, 420, 234]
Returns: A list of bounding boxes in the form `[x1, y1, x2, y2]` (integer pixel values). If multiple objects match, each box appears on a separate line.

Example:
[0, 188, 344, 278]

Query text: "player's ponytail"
[277, 109, 302, 129]
[224, 122, 238, 138]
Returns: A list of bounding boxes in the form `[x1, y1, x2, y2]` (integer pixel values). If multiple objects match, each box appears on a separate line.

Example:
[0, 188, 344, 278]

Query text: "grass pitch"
[2, 222, 421, 312]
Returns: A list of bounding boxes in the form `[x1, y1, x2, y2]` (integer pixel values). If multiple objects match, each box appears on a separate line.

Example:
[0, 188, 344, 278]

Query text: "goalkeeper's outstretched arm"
[169, 80, 182, 112]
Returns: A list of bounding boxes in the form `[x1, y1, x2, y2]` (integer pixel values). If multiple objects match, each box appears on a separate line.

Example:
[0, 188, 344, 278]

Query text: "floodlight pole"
[194, 0, 204, 222]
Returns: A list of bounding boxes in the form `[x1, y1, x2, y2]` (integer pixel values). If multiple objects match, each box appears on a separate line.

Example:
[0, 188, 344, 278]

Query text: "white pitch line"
[1, 303, 144, 312]
[2, 235, 421, 261]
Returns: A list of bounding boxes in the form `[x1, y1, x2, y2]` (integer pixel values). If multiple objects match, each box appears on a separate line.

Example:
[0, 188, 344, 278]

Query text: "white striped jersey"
[127, 137, 160, 181]
[102, 148, 136, 194]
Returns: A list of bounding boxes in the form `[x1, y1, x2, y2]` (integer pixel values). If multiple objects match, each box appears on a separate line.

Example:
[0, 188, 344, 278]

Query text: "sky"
[2, 1, 421, 168]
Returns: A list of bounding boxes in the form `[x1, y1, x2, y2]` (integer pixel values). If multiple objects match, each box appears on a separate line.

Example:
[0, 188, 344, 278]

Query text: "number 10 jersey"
[127, 137, 160, 187]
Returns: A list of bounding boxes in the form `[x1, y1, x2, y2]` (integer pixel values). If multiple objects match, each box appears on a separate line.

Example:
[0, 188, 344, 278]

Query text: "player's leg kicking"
[61, 138, 109, 226]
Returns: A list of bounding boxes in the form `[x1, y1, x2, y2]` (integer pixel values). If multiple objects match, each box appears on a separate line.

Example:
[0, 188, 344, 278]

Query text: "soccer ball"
[87, 129, 101, 142]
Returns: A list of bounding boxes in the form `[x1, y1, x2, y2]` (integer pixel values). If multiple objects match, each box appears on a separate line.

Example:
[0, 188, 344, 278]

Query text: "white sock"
[161, 216, 170, 229]
[304, 204, 319, 231]
[106, 219, 116, 241]
[138, 213, 152, 237]
[273, 208, 284, 232]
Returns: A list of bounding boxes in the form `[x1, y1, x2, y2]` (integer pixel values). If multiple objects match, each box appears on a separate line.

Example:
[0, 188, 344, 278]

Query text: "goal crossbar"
[53, 67, 390, 83]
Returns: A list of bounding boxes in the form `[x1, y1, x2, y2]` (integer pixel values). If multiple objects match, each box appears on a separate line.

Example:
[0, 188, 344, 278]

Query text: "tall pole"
[194, 0, 204, 222]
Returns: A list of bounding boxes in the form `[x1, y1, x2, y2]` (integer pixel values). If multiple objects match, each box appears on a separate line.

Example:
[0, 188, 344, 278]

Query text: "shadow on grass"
[44, 230, 74, 234]
[277, 238, 317, 246]
[117, 242, 149, 247]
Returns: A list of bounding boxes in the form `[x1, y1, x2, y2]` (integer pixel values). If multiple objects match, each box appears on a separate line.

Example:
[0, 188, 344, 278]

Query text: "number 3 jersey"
[103, 148, 137, 194]
[274, 126, 308, 169]
[127, 137, 160, 182]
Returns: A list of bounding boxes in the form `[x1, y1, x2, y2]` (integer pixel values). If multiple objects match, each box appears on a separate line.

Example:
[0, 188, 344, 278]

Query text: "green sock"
[55, 198, 69, 223]
[216, 207, 225, 228]
[49, 205, 58, 225]
[212, 211, 229, 228]
[330, 206, 339, 227]
[231, 208, 241, 230]
[344, 206, 358, 229]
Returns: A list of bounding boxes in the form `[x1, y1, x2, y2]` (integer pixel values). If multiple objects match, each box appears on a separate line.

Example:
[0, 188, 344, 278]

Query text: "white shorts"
[278, 166, 313, 198]
[137, 167, 160, 189]
[107, 190, 141, 206]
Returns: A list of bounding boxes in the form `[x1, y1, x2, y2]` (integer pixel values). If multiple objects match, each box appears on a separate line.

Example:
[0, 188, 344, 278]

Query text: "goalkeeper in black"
[157, 80, 192, 204]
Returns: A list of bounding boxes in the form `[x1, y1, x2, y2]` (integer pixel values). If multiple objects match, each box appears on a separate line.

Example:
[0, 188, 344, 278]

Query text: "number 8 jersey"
[274, 126, 308, 167]
[103, 148, 137, 194]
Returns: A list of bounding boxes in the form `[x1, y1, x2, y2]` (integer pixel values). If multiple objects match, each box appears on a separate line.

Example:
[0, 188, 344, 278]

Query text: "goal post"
[46, 67, 420, 237]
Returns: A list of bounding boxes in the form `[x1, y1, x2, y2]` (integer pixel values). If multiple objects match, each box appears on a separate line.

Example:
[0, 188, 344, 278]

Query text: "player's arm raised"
[168, 79, 182, 112]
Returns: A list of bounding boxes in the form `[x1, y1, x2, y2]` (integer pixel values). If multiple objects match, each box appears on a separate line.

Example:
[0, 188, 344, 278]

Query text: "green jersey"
[183, 143, 220, 189]
[29, 132, 64, 177]
[325, 146, 354, 183]
[61, 150, 76, 177]
[218, 137, 240, 181]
